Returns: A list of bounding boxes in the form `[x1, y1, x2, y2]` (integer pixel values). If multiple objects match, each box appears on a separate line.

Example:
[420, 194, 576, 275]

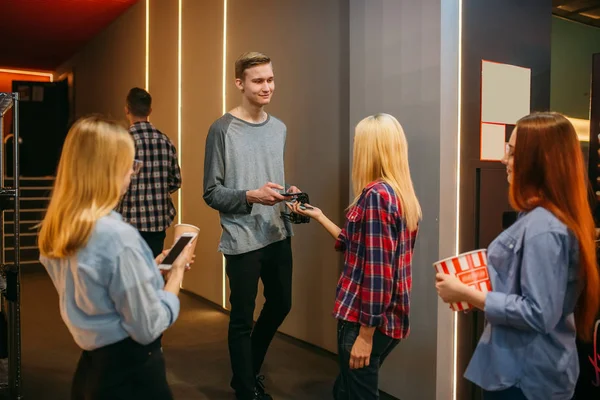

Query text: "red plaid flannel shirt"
[333, 180, 417, 339]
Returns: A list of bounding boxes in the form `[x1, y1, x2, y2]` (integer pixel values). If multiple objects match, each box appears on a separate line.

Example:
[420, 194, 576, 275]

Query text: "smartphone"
[158, 232, 197, 270]
[281, 192, 306, 197]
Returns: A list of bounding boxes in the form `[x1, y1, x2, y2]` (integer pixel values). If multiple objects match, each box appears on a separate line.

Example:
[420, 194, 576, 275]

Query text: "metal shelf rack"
[0, 92, 23, 400]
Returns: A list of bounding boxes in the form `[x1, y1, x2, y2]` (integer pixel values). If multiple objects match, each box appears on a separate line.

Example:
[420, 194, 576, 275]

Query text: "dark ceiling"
[0, 0, 139, 71]
[553, 0, 600, 28]
[0, 0, 597, 71]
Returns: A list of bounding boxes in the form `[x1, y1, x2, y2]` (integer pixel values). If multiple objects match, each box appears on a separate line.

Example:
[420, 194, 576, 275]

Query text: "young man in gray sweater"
[203, 52, 300, 400]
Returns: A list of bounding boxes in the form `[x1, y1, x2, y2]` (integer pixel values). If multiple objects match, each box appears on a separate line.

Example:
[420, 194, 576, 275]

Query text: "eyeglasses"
[505, 143, 514, 158]
[133, 159, 143, 175]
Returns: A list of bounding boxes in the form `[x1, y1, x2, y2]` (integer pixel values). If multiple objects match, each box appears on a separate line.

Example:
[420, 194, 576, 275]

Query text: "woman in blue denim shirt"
[436, 112, 600, 400]
[38, 116, 194, 399]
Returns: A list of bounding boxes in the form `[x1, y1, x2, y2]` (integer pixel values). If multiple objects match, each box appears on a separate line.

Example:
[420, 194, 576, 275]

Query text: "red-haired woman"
[436, 112, 600, 400]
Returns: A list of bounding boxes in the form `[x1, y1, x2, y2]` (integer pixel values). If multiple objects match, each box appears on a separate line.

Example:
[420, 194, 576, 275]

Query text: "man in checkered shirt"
[116, 87, 182, 257]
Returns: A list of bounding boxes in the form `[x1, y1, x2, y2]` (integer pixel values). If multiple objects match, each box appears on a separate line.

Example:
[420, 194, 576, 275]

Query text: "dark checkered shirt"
[116, 121, 181, 232]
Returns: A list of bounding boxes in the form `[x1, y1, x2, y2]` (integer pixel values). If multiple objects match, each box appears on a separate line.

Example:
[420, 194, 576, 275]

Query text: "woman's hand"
[287, 200, 342, 239]
[350, 326, 375, 369]
[161, 243, 195, 296]
[155, 250, 168, 265]
[161, 241, 196, 281]
[171, 241, 195, 272]
[436, 273, 488, 310]
[435, 273, 469, 304]
[157, 246, 196, 277]
[286, 200, 323, 221]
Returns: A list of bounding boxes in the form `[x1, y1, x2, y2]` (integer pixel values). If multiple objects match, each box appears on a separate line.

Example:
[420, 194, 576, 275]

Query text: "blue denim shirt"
[465, 207, 580, 400]
[40, 212, 180, 350]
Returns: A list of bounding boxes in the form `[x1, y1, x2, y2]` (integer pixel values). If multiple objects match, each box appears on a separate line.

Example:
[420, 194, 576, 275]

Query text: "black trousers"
[334, 320, 400, 400]
[139, 230, 167, 258]
[71, 336, 172, 400]
[225, 237, 293, 399]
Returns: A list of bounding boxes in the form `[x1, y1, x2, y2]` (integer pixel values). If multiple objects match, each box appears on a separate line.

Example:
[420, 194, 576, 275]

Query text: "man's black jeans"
[225, 237, 293, 399]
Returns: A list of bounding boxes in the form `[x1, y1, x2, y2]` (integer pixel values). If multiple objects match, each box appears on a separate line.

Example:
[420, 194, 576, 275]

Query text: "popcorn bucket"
[433, 249, 491, 311]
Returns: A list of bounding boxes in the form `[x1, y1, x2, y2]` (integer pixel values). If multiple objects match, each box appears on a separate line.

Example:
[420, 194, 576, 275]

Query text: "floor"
[10, 270, 396, 400]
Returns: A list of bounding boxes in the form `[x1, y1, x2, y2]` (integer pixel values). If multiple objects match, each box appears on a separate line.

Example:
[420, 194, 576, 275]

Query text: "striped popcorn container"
[433, 249, 491, 311]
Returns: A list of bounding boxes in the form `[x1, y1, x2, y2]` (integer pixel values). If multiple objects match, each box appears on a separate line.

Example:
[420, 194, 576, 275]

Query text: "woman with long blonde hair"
[436, 112, 600, 400]
[39, 115, 193, 400]
[289, 113, 421, 399]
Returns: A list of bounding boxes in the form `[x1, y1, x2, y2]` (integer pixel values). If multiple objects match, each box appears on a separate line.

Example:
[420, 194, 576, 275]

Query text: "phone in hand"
[158, 232, 197, 270]
[281, 192, 306, 197]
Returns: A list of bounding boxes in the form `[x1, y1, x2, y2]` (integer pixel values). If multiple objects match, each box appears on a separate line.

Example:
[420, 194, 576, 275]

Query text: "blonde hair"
[38, 115, 135, 258]
[351, 113, 422, 231]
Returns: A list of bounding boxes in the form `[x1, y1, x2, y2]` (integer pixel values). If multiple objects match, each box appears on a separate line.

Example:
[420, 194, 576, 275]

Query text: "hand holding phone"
[158, 232, 197, 270]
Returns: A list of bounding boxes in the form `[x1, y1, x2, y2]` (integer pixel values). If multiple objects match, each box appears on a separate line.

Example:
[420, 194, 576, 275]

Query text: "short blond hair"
[235, 51, 271, 80]
[38, 115, 135, 258]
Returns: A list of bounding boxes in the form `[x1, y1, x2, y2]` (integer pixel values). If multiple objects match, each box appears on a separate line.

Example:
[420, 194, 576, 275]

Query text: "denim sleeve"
[485, 231, 569, 333]
[108, 245, 180, 345]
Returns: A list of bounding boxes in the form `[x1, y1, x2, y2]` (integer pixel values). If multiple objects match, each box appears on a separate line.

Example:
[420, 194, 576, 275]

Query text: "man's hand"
[287, 185, 301, 194]
[350, 326, 375, 369]
[246, 182, 286, 206]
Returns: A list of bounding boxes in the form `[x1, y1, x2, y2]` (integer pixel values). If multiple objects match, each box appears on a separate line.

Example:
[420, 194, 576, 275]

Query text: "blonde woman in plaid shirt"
[290, 113, 421, 400]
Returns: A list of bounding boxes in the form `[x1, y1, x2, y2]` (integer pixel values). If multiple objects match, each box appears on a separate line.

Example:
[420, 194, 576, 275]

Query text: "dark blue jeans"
[483, 387, 528, 400]
[334, 320, 400, 400]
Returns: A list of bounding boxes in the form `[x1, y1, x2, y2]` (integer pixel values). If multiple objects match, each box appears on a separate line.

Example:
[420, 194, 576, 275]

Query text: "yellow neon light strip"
[222, 0, 228, 116]
[222, 0, 228, 309]
[145, 0, 149, 91]
[178, 0, 183, 224]
[453, 1, 463, 400]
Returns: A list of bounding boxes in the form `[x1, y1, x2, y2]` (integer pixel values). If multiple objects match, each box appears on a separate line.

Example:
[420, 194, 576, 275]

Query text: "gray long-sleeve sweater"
[203, 113, 293, 255]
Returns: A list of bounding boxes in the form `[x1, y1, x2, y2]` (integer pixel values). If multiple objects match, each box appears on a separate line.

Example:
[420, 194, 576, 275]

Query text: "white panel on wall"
[481, 122, 506, 161]
[481, 60, 531, 125]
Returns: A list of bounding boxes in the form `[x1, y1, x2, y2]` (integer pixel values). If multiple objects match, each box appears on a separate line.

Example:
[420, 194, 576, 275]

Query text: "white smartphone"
[158, 232, 197, 270]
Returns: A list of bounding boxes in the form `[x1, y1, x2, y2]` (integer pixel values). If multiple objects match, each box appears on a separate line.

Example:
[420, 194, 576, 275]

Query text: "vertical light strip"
[145, 0, 149, 91]
[222, 256, 227, 308]
[177, 0, 183, 224]
[0, 69, 53, 82]
[221, 0, 228, 309]
[222, 0, 228, 116]
[453, 1, 463, 400]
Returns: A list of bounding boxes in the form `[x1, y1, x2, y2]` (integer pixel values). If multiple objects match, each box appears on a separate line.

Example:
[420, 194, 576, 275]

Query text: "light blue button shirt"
[40, 211, 180, 351]
[465, 207, 580, 400]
